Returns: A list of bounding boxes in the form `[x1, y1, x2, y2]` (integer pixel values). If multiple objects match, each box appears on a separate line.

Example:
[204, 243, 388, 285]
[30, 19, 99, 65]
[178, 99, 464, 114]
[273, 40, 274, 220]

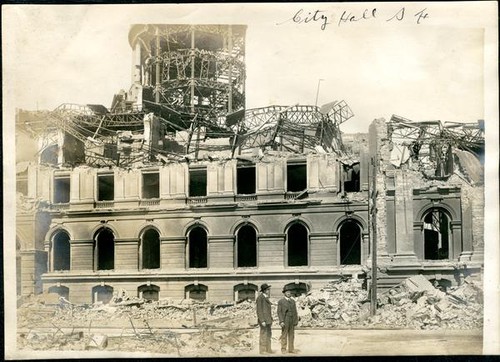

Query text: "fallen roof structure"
[387, 115, 484, 184]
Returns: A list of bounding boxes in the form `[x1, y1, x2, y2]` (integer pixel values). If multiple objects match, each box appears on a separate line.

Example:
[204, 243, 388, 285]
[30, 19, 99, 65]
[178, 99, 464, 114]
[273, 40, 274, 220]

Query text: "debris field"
[17, 276, 483, 355]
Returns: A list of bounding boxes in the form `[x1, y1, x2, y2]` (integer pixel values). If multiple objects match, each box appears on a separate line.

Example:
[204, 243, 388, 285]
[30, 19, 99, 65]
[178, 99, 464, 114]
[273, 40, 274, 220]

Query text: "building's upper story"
[16, 150, 370, 214]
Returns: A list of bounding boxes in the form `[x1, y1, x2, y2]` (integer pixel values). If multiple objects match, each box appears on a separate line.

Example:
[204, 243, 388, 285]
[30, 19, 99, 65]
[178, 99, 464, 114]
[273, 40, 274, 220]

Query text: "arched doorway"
[188, 227, 207, 268]
[94, 228, 115, 270]
[185, 284, 208, 301]
[138, 284, 160, 301]
[52, 231, 71, 271]
[236, 225, 257, 267]
[339, 220, 361, 265]
[287, 223, 308, 267]
[92, 285, 114, 304]
[141, 229, 160, 269]
[48, 285, 70, 300]
[423, 208, 450, 260]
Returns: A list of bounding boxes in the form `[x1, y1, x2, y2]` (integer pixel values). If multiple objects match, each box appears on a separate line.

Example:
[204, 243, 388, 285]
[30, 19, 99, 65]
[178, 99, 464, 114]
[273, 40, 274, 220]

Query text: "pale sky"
[2, 3, 500, 356]
[3, 3, 489, 133]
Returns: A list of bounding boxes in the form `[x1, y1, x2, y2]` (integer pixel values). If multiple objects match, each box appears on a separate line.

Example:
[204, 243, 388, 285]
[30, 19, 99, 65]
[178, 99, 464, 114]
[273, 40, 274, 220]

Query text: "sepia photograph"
[2, 2, 499, 359]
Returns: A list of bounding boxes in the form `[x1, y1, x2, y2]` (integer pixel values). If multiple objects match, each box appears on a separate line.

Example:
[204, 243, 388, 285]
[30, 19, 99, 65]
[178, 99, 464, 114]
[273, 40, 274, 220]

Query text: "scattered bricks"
[402, 275, 435, 294]
[86, 334, 108, 350]
[434, 299, 451, 313]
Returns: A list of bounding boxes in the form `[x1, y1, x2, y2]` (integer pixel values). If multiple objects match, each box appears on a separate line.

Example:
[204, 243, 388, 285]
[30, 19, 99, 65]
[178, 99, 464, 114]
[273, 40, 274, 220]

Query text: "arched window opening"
[234, 283, 258, 302]
[92, 285, 114, 304]
[48, 285, 69, 300]
[429, 278, 452, 292]
[188, 227, 207, 268]
[287, 223, 308, 267]
[236, 225, 257, 268]
[185, 284, 208, 301]
[423, 208, 450, 260]
[282, 282, 309, 297]
[138, 284, 160, 301]
[41, 144, 58, 165]
[339, 220, 361, 265]
[53, 231, 71, 271]
[141, 229, 160, 269]
[94, 228, 115, 270]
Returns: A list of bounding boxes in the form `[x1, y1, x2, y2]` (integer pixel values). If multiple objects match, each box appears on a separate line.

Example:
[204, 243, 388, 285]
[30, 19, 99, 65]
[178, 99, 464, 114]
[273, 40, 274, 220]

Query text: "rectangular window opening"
[287, 163, 307, 192]
[98, 174, 115, 201]
[142, 172, 160, 199]
[343, 163, 360, 193]
[236, 166, 256, 195]
[189, 168, 207, 197]
[54, 176, 71, 203]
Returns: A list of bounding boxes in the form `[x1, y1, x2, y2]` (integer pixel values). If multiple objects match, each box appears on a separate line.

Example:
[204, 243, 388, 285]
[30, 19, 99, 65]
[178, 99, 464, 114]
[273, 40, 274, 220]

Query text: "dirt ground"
[14, 277, 484, 357]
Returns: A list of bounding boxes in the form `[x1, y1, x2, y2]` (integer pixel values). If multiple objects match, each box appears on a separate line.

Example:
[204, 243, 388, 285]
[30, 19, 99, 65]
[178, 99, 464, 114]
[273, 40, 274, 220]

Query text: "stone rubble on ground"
[16, 276, 483, 352]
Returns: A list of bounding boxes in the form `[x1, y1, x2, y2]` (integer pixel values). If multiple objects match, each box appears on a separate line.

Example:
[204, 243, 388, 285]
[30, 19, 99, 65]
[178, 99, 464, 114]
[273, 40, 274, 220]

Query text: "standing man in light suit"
[256, 283, 274, 354]
[277, 285, 299, 354]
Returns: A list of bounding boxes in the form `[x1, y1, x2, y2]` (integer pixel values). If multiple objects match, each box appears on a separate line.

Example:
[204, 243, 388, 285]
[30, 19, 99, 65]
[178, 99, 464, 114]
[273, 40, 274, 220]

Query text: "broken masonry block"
[86, 334, 108, 350]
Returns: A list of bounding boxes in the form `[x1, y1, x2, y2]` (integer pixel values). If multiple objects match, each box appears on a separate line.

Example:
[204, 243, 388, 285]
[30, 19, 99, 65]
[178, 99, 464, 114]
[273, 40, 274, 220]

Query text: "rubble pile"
[368, 276, 484, 330]
[17, 276, 483, 352]
[296, 278, 369, 328]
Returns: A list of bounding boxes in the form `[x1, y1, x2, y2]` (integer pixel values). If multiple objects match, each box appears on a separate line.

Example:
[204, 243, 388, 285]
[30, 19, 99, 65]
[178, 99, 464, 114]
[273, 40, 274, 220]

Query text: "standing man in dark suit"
[277, 285, 299, 354]
[256, 283, 274, 354]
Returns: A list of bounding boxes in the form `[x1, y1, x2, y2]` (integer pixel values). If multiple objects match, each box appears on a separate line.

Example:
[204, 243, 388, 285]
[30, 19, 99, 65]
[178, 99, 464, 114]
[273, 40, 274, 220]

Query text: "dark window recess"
[287, 163, 307, 192]
[16, 179, 28, 196]
[340, 220, 361, 265]
[189, 169, 207, 197]
[138, 285, 160, 301]
[48, 286, 69, 300]
[41, 145, 58, 165]
[343, 163, 360, 192]
[53, 231, 71, 271]
[237, 225, 257, 267]
[54, 177, 71, 203]
[237, 166, 256, 194]
[92, 285, 114, 304]
[98, 175, 114, 201]
[142, 173, 160, 199]
[423, 209, 449, 260]
[282, 282, 309, 297]
[142, 229, 160, 269]
[186, 284, 208, 301]
[188, 227, 207, 268]
[287, 223, 308, 266]
[237, 288, 257, 302]
[95, 228, 114, 270]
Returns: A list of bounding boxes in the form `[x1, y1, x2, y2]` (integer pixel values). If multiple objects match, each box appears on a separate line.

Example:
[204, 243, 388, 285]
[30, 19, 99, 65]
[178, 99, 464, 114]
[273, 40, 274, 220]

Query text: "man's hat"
[260, 283, 271, 292]
[282, 285, 293, 293]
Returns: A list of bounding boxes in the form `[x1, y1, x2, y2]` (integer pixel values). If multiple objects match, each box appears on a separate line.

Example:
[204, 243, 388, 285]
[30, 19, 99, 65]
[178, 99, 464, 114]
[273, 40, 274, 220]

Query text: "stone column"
[161, 237, 186, 270]
[258, 234, 285, 269]
[208, 236, 234, 269]
[71, 240, 94, 271]
[392, 170, 418, 263]
[114, 238, 139, 271]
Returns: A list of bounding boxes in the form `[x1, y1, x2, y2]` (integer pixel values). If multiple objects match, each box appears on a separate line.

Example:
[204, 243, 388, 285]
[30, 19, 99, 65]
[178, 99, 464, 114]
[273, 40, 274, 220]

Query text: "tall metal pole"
[155, 27, 161, 103]
[227, 25, 233, 113]
[314, 79, 324, 107]
[370, 156, 378, 316]
[190, 26, 195, 114]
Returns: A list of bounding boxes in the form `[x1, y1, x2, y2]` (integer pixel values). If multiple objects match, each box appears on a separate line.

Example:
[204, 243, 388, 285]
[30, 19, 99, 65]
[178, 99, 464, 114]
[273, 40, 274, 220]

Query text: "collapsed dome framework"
[129, 24, 247, 125]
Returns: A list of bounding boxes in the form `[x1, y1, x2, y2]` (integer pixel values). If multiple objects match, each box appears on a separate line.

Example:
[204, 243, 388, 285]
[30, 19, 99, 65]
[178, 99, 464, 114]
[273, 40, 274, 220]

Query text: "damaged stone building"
[15, 24, 485, 304]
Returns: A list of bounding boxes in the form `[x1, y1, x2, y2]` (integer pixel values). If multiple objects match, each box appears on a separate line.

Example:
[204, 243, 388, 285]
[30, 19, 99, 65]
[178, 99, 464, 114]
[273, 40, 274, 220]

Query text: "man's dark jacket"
[277, 297, 298, 326]
[256, 292, 273, 325]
